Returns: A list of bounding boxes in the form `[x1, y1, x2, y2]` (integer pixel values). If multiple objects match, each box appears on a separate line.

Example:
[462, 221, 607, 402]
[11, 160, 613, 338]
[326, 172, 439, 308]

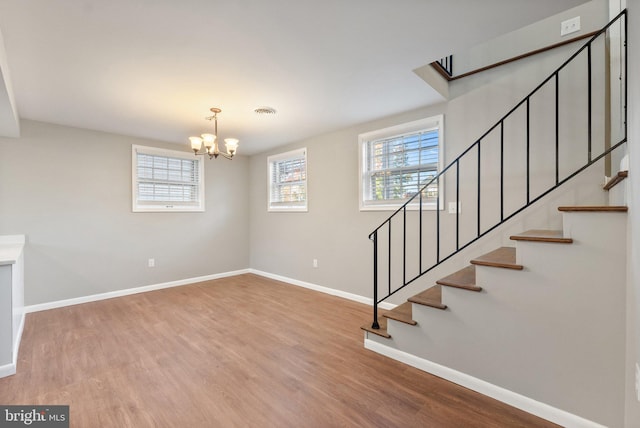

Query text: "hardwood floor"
[0, 274, 558, 427]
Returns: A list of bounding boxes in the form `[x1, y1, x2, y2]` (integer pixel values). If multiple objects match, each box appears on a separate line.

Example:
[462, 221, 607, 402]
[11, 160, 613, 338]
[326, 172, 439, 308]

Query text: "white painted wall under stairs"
[365, 207, 627, 427]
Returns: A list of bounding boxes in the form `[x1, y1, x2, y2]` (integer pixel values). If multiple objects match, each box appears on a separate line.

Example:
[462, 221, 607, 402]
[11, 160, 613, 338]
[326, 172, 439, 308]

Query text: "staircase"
[361, 10, 629, 428]
[362, 203, 628, 428]
[363, 203, 628, 339]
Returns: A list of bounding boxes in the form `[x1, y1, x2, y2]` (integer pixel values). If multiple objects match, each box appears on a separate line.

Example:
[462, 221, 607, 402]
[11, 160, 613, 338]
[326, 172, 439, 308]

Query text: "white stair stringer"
[365, 209, 627, 428]
[609, 155, 629, 206]
[608, 175, 628, 206]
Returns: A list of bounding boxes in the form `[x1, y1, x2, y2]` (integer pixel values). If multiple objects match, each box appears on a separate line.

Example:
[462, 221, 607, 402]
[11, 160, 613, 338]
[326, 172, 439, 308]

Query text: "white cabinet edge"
[0, 235, 25, 265]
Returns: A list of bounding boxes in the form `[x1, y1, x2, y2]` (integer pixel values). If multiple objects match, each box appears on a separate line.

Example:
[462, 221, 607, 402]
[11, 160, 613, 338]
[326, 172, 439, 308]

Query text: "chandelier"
[189, 107, 239, 160]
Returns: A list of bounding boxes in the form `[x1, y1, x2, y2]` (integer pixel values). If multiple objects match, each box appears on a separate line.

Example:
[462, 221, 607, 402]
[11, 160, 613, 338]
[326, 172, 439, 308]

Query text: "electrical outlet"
[561, 16, 580, 36]
[148, 258, 155, 268]
[448, 202, 461, 214]
[313, 259, 318, 268]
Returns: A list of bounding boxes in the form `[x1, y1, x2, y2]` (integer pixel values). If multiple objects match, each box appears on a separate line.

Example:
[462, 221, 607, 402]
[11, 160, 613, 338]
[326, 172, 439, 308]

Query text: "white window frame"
[267, 147, 308, 212]
[132, 144, 205, 212]
[358, 115, 444, 211]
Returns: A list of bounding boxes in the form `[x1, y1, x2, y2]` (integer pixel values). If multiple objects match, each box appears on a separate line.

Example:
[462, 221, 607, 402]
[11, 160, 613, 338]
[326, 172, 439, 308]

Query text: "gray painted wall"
[453, 0, 609, 76]
[249, 106, 447, 299]
[625, 0, 640, 426]
[249, 32, 609, 305]
[0, 120, 250, 305]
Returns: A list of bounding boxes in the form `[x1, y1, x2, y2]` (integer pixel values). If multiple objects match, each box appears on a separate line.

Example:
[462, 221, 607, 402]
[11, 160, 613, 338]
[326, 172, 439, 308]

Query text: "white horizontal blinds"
[131, 144, 206, 213]
[136, 153, 200, 205]
[269, 149, 307, 210]
[365, 128, 439, 203]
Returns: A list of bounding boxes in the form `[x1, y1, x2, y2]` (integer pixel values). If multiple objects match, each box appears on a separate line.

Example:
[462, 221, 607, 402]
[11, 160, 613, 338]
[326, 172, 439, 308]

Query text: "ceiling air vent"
[254, 106, 277, 115]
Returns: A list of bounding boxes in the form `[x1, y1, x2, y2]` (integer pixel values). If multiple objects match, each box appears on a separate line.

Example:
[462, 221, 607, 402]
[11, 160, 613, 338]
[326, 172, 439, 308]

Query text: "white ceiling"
[0, 0, 588, 155]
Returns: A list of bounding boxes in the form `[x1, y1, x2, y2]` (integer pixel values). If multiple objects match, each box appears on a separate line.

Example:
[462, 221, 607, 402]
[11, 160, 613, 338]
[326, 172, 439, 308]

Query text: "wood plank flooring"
[0, 274, 558, 427]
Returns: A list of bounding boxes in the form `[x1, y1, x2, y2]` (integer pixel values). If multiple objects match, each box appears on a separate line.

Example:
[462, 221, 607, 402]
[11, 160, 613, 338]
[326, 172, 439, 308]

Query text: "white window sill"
[133, 206, 205, 213]
[268, 207, 308, 213]
[360, 203, 443, 212]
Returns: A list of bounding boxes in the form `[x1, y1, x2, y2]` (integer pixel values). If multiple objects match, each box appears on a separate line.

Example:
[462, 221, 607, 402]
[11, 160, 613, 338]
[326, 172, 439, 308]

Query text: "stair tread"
[470, 247, 523, 270]
[558, 205, 628, 212]
[510, 229, 573, 244]
[360, 317, 390, 338]
[436, 265, 481, 291]
[383, 302, 417, 325]
[408, 285, 447, 309]
[603, 170, 628, 191]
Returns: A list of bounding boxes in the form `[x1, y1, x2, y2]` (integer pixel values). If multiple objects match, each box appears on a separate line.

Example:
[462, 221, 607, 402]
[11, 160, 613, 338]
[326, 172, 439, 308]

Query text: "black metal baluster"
[372, 231, 379, 329]
[456, 159, 460, 251]
[500, 121, 504, 221]
[436, 175, 440, 263]
[419, 190, 423, 275]
[388, 222, 391, 297]
[403, 206, 406, 286]
[477, 141, 481, 238]
[438, 55, 453, 76]
[624, 12, 628, 137]
[587, 44, 592, 162]
[555, 71, 560, 186]
[526, 98, 530, 204]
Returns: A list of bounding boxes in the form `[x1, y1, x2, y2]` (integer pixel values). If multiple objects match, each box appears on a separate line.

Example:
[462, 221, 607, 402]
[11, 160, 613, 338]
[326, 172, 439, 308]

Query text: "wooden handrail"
[603, 171, 629, 190]
[432, 30, 599, 81]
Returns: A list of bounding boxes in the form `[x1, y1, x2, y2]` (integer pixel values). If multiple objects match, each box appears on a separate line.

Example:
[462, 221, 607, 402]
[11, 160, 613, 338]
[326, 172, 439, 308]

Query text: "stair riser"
[514, 238, 626, 286]
[561, 211, 627, 246]
[608, 181, 627, 206]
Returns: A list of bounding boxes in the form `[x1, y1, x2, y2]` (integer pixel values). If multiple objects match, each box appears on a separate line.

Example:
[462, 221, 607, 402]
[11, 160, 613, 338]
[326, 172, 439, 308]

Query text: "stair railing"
[436, 55, 454, 76]
[369, 10, 627, 329]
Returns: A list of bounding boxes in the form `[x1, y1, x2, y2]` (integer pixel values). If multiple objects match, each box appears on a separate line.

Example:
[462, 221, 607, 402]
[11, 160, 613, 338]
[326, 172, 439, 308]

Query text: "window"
[268, 148, 307, 212]
[132, 145, 204, 212]
[359, 115, 443, 210]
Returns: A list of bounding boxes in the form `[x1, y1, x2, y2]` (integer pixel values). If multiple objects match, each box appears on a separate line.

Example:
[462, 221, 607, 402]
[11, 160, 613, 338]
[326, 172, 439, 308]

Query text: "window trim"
[358, 115, 444, 211]
[267, 147, 308, 212]
[132, 144, 205, 213]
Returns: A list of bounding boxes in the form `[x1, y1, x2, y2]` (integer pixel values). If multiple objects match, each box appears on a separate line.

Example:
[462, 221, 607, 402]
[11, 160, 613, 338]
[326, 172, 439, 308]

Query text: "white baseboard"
[13, 312, 25, 365]
[0, 362, 15, 378]
[1, 312, 26, 378]
[249, 269, 396, 310]
[24, 269, 251, 313]
[364, 339, 606, 428]
[24, 268, 389, 314]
